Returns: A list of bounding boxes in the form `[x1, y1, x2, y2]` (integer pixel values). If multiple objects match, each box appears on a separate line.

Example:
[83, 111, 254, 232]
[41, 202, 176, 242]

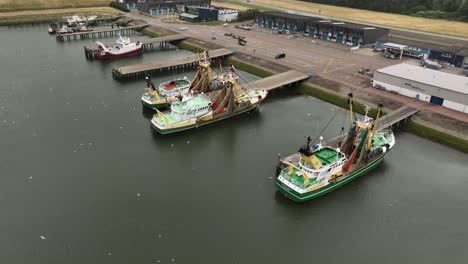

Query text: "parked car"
[238, 39, 247, 46]
[179, 27, 188, 31]
[223, 23, 229, 27]
[275, 53, 286, 59]
[224, 32, 232, 37]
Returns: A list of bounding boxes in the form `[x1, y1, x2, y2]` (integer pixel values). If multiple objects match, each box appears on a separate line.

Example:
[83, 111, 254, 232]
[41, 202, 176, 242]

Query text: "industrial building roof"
[259, 11, 384, 31]
[180, 13, 198, 19]
[376, 63, 468, 95]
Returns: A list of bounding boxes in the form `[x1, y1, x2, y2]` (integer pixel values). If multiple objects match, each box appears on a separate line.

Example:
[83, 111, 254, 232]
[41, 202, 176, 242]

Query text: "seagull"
[40, 236, 46, 240]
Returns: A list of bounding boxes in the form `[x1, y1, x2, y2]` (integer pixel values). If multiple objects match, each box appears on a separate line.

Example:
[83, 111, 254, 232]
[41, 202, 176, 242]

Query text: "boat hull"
[276, 155, 385, 202]
[95, 46, 143, 60]
[141, 99, 168, 109]
[152, 103, 260, 134]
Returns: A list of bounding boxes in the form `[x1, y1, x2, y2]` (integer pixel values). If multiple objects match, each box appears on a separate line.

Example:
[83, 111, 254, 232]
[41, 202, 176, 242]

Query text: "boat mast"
[367, 103, 383, 150]
[145, 76, 160, 100]
[347, 93, 354, 127]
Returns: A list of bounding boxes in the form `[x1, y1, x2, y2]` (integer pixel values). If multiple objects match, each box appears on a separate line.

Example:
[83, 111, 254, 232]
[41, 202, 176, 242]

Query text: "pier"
[376, 106, 419, 130]
[56, 24, 149, 41]
[84, 34, 188, 60]
[244, 70, 312, 91]
[112, 48, 235, 80]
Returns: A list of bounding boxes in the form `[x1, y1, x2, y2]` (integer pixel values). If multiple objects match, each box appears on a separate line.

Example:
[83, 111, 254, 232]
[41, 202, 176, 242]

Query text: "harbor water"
[1, 24, 467, 264]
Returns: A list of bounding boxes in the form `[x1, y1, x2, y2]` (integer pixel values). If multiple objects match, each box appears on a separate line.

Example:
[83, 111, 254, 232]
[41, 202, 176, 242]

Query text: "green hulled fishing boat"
[141, 51, 223, 109]
[275, 93, 395, 202]
[151, 66, 268, 134]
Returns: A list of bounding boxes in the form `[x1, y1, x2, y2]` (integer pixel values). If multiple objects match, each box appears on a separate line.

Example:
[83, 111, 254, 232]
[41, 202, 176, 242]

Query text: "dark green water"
[1, 24, 468, 264]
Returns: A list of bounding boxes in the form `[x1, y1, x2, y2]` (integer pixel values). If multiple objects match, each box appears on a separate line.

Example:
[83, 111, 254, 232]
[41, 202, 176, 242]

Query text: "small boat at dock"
[275, 93, 395, 202]
[141, 51, 224, 109]
[141, 77, 192, 109]
[95, 35, 143, 60]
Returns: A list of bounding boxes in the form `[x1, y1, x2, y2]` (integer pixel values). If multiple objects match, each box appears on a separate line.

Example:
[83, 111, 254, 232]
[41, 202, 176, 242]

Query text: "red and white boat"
[95, 35, 143, 60]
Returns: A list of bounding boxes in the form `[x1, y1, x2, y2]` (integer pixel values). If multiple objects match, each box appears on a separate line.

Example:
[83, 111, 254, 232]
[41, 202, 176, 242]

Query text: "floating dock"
[112, 48, 235, 80]
[244, 70, 312, 91]
[56, 24, 149, 41]
[84, 34, 188, 60]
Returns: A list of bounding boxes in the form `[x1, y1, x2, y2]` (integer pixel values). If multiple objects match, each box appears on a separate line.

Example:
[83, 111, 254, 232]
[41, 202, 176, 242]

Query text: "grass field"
[0, 7, 118, 25]
[245, 0, 468, 38]
[213, 0, 279, 12]
[0, 0, 111, 12]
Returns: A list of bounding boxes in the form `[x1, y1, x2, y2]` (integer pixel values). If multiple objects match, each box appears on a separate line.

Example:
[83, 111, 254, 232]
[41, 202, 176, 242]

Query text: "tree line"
[302, 0, 468, 21]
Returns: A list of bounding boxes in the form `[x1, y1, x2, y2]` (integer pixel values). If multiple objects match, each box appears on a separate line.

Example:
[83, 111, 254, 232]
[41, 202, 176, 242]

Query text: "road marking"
[325, 64, 356, 74]
[323, 58, 334, 74]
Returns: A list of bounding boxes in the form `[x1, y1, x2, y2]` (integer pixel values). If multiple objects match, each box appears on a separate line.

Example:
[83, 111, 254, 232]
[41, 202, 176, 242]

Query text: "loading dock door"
[352, 37, 360, 46]
[278, 23, 284, 30]
[267, 21, 273, 28]
[289, 25, 296, 33]
[336, 34, 343, 43]
[429, 96, 444, 106]
[257, 19, 263, 26]
[309, 30, 315, 37]
[322, 32, 329, 40]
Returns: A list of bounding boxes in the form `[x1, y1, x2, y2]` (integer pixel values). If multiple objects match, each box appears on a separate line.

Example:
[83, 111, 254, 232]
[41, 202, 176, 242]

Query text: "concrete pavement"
[126, 12, 468, 125]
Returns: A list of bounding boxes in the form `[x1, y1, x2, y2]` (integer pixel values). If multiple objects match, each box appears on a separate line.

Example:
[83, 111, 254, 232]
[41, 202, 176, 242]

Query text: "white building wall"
[373, 80, 430, 102]
[218, 12, 238, 22]
[442, 100, 467, 113]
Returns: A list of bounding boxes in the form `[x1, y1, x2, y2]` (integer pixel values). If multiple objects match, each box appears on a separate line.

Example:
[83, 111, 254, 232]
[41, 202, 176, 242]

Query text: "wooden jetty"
[112, 48, 235, 80]
[84, 34, 188, 60]
[282, 105, 419, 164]
[244, 70, 312, 91]
[56, 24, 149, 41]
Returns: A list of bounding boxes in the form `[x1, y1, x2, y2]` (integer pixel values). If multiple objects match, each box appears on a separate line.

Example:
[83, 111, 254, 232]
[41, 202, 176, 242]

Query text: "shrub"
[236, 9, 256, 22]
[110, 1, 129, 12]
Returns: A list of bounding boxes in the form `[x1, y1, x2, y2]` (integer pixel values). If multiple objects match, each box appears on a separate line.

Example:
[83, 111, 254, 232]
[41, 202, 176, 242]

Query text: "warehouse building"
[179, 5, 218, 21]
[254, 11, 388, 46]
[375, 36, 468, 68]
[373, 63, 468, 113]
[124, 0, 210, 15]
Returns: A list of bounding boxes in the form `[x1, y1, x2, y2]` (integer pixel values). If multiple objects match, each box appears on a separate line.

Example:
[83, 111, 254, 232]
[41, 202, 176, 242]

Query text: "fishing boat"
[66, 15, 97, 24]
[150, 65, 268, 134]
[275, 93, 395, 202]
[48, 23, 59, 34]
[141, 51, 224, 109]
[56, 25, 74, 34]
[78, 25, 93, 32]
[95, 35, 143, 60]
[141, 77, 191, 109]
